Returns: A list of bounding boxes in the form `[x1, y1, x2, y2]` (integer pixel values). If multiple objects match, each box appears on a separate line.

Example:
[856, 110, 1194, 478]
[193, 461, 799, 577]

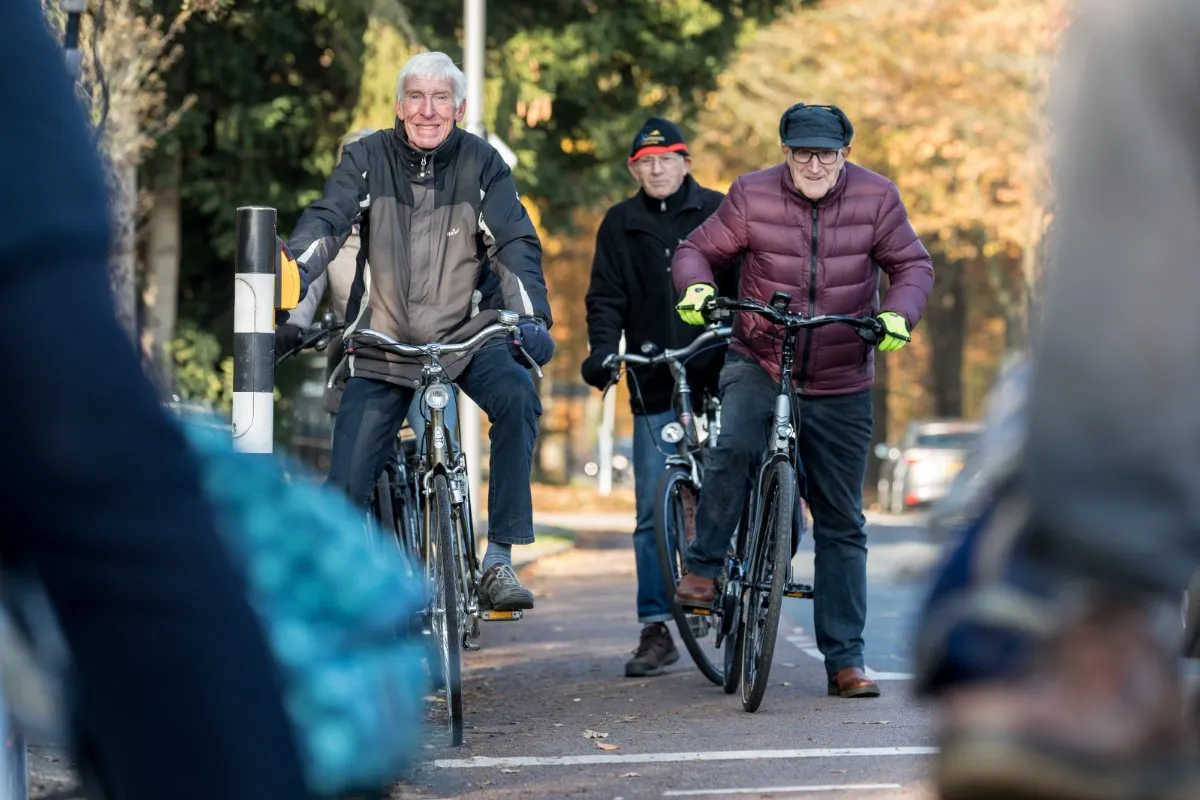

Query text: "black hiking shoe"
[479, 564, 535, 611]
[624, 623, 680, 677]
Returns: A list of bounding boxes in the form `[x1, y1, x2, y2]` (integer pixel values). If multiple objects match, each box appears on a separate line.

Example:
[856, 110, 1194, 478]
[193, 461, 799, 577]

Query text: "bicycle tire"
[740, 459, 794, 712]
[395, 460, 422, 559]
[371, 470, 396, 539]
[723, 613, 743, 695]
[653, 466, 723, 686]
[429, 473, 464, 745]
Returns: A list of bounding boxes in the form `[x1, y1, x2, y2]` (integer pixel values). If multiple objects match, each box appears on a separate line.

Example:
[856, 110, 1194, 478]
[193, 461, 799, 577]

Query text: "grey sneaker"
[624, 623, 680, 677]
[479, 564, 535, 611]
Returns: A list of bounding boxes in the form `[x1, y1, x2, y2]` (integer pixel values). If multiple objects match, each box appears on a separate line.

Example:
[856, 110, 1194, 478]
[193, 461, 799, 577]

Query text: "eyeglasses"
[633, 154, 684, 170]
[788, 148, 841, 166]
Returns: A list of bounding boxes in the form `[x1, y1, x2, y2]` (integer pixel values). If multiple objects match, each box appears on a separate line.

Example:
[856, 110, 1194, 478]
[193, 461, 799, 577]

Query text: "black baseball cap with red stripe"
[628, 116, 689, 162]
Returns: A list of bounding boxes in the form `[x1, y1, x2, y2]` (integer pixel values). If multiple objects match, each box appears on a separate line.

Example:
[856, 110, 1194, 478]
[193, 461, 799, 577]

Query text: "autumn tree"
[43, 0, 217, 359]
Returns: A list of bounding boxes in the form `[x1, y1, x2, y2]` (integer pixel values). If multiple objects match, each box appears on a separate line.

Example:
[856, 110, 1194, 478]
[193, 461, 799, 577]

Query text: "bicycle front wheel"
[654, 465, 724, 686]
[429, 473, 464, 745]
[740, 459, 794, 712]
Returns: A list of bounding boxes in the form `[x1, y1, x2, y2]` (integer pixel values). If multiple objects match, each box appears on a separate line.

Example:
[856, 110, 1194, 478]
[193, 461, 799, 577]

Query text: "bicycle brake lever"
[517, 344, 543, 379]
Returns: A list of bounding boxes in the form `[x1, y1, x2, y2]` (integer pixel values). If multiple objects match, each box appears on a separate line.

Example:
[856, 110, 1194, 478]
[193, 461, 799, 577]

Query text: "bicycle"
[601, 324, 732, 686]
[678, 293, 898, 712]
[330, 310, 541, 747]
[276, 313, 425, 560]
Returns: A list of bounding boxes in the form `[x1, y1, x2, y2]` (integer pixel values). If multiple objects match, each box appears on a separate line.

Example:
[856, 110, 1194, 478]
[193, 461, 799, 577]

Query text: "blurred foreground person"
[0, 2, 309, 797]
[915, 1, 1200, 797]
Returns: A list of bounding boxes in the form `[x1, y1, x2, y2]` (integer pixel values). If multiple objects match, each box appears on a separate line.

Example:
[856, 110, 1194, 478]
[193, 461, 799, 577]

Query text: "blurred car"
[583, 436, 633, 485]
[876, 419, 982, 513]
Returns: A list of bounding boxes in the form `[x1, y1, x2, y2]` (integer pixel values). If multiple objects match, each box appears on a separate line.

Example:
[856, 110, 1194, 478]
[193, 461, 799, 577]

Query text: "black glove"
[274, 323, 304, 357]
[580, 349, 616, 390]
[513, 319, 555, 367]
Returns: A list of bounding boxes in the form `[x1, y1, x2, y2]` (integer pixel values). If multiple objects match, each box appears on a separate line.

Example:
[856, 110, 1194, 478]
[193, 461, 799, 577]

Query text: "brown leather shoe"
[674, 572, 716, 606]
[828, 667, 881, 698]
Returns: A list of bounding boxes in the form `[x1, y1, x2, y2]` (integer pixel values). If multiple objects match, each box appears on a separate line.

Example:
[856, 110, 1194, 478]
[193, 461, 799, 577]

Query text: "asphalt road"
[397, 512, 946, 800]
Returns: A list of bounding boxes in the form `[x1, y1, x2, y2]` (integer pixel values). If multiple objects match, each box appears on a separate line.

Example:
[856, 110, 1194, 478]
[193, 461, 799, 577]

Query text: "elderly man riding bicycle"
[672, 102, 934, 699]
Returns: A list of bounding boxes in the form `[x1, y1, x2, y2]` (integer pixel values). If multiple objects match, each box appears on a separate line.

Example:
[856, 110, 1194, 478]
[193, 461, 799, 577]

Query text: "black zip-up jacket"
[584, 176, 737, 414]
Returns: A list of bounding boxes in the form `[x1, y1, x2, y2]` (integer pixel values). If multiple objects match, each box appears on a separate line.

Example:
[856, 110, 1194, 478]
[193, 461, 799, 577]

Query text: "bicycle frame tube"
[770, 329, 799, 455]
[670, 359, 700, 455]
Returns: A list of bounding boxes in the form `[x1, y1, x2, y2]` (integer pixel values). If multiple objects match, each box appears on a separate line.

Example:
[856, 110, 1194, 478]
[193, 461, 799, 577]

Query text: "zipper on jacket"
[797, 203, 819, 390]
[419, 154, 428, 179]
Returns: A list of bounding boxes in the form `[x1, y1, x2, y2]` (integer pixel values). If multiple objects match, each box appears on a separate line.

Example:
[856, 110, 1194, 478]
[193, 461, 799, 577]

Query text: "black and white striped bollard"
[232, 206, 277, 453]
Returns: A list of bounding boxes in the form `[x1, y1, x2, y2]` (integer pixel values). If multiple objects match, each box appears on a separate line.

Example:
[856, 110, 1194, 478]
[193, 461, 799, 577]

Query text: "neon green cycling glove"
[876, 311, 911, 352]
[676, 284, 715, 326]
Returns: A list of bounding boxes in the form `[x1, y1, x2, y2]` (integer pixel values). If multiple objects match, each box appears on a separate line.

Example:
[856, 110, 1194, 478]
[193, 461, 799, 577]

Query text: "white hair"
[395, 51, 466, 107]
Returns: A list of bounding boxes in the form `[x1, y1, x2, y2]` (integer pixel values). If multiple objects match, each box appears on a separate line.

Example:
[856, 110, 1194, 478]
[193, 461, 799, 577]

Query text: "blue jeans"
[632, 410, 677, 624]
[329, 346, 541, 544]
[686, 354, 873, 675]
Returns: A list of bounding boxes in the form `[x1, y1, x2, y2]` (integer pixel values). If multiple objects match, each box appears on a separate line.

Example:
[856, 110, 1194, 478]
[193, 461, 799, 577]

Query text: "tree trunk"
[867, 351, 889, 506]
[865, 272, 891, 505]
[141, 156, 182, 379]
[106, 157, 139, 343]
[924, 259, 966, 417]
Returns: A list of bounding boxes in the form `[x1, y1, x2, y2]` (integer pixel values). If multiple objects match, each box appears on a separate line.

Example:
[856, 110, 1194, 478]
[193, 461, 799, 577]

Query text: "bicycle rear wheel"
[740, 459, 794, 712]
[654, 465, 724, 685]
[429, 473, 464, 745]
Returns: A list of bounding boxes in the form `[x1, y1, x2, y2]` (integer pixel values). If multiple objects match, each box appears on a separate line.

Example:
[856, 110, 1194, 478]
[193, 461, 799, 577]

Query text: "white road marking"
[432, 746, 937, 769]
[663, 784, 903, 797]
[785, 634, 915, 681]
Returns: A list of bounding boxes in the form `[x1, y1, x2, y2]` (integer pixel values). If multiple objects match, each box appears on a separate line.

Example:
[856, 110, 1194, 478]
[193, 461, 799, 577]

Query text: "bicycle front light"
[661, 422, 685, 444]
[424, 384, 451, 410]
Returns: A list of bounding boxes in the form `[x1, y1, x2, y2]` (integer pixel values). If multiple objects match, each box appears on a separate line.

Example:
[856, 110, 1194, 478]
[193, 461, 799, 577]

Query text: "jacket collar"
[625, 175, 704, 230]
[392, 121, 464, 174]
[782, 161, 850, 205]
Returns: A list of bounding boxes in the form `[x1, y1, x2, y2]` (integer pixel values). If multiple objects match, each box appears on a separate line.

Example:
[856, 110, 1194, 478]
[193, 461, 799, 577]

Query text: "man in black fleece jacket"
[582, 116, 735, 678]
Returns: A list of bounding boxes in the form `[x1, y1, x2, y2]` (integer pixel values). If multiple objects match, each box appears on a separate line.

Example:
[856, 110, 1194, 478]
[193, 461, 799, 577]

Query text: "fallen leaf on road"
[584, 729, 610, 739]
[479, 781, 493, 787]
[553, 723, 564, 728]
[618, 715, 637, 723]
[620, 772, 641, 778]
[596, 742, 619, 750]
[501, 769, 520, 774]
[781, 681, 792, 686]
[869, 720, 891, 725]
[830, 769, 848, 774]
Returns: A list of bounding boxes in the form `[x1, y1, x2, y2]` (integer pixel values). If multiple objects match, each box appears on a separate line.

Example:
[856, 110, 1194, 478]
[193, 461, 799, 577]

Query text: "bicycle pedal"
[479, 609, 524, 621]
[463, 637, 481, 652]
[785, 582, 815, 599]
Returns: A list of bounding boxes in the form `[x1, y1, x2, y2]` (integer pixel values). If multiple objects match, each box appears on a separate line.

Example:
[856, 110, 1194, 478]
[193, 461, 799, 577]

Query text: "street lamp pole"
[462, 0, 486, 531]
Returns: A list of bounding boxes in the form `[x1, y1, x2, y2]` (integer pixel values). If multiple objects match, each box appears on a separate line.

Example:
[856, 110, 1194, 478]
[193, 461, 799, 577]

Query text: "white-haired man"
[287, 52, 555, 611]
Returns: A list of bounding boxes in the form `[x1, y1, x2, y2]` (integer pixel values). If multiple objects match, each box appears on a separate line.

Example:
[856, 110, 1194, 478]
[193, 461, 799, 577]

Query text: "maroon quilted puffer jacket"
[672, 162, 934, 395]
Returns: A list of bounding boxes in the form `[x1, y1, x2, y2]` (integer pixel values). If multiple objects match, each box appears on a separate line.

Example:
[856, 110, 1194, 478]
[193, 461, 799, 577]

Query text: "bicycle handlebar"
[601, 325, 733, 371]
[275, 315, 346, 364]
[341, 310, 543, 379]
[705, 296, 904, 345]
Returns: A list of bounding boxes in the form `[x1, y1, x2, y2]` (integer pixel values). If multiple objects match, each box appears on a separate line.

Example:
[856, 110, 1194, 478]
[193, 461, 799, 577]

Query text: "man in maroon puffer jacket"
[671, 103, 934, 699]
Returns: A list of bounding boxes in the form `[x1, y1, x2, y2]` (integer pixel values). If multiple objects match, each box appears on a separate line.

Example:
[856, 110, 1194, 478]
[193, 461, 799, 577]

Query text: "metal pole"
[597, 333, 624, 496]
[462, 0, 487, 529]
[232, 206, 277, 453]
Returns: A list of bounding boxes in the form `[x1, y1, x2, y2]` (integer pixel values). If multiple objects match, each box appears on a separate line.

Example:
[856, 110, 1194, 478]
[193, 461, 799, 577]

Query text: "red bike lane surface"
[399, 544, 938, 800]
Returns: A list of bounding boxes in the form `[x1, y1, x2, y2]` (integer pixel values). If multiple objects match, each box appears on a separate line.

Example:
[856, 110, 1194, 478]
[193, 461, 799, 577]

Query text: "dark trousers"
[329, 345, 542, 545]
[686, 354, 873, 674]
